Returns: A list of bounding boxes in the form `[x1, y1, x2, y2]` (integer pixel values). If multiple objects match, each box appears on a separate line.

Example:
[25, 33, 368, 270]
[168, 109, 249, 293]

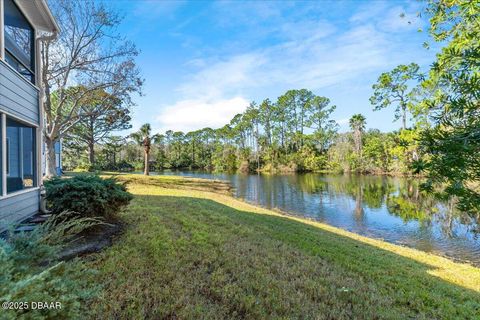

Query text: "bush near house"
[0, 213, 100, 319]
[45, 175, 133, 219]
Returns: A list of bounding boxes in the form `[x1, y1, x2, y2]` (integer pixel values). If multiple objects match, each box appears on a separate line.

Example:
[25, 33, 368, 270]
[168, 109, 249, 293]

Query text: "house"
[54, 139, 62, 175]
[41, 140, 62, 176]
[0, 0, 58, 230]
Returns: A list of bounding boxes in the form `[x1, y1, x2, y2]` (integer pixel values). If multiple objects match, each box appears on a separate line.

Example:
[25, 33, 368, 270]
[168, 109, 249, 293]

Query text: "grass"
[80, 174, 480, 319]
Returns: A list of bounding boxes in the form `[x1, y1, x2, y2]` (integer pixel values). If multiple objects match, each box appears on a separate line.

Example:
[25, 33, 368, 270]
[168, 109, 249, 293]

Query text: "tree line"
[63, 87, 422, 176]
[44, 0, 479, 213]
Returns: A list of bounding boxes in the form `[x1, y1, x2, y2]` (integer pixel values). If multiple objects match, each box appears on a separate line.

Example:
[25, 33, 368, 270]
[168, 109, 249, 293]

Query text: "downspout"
[36, 31, 57, 214]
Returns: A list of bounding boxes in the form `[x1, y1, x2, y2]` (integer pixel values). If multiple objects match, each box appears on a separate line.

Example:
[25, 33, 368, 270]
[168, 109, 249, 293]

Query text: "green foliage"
[132, 160, 144, 171]
[45, 175, 133, 218]
[63, 89, 341, 175]
[291, 145, 328, 172]
[212, 145, 238, 172]
[349, 114, 366, 165]
[363, 130, 393, 173]
[83, 175, 480, 319]
[0, 213, 100, 319]
[327, 133, 354, 173]
[65, 88, 132, 166]
[129, 123, 163, 175]
[116, 160, 135, 172]
[391, 129, 421, 174]
[417, 0, 480, 212]
[370, 63, 421, 129]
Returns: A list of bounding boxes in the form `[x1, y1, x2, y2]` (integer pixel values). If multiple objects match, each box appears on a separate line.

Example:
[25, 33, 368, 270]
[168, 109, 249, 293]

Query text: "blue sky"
[110, 0, 437, 133]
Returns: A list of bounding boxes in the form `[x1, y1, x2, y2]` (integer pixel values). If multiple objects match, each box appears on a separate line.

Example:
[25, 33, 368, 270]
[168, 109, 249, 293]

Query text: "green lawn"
[82, 175, 480, 319]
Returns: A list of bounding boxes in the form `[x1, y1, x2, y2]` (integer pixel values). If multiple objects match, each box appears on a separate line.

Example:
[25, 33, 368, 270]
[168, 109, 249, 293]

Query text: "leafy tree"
[276, 89, 316, 151]
[370, 63, 421, 130]
[59, 87, 431, 177]
[259, 99, 275, 147]
[103, 136, 127, 168]
[243, 103, 261, 171]
[42, 0, 142, 177]
[328, 133, 355, 173]
[65, 88, 132, 165]
[130, 124, 161, 175]
[306, 96, 338, 153]
[276, 92, 296, 149]
[418, 0, 480, 212]
[363, 130, 392, 173]
[349, 114, 366, 158]
[391, 129, 421, 173]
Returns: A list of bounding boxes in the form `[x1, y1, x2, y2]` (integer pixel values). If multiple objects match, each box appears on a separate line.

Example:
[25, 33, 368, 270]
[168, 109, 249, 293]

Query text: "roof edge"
[14, 0, 60, 34]
[37, 0, 60, 33]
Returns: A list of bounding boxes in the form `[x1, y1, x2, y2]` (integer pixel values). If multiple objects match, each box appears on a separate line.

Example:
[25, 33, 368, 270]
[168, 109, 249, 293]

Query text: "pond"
[155, 171, 480, 265]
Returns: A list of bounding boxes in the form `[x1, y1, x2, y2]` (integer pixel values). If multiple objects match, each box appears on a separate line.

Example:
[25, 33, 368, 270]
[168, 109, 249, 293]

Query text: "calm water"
[156, 171, 480, 265]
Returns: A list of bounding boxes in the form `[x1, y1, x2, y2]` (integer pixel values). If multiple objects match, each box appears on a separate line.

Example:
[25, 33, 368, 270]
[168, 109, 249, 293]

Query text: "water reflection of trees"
[295, 174, 479, 235]
[386, 179, 435, 223]
[298, 174, 395, 208]
[383, 180, 478, 238]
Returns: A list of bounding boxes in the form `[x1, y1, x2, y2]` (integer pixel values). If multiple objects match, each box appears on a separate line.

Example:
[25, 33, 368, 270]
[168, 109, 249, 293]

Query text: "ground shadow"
[101, 192, 480, 319]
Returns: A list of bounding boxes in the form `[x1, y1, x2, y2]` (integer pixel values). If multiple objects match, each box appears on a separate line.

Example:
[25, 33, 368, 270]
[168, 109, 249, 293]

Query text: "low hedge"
[45, 174, 132, 218]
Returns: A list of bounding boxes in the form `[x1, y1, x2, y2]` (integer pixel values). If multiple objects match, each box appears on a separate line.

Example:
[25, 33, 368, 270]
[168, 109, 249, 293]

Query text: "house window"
[3, 0, 35, 83]
[6, 117, 36, 193]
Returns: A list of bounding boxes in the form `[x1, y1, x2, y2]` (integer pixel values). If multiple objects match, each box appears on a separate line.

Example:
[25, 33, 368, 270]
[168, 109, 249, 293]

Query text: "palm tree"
[349, 114, 366, 157]
[130, 123, 160, 175]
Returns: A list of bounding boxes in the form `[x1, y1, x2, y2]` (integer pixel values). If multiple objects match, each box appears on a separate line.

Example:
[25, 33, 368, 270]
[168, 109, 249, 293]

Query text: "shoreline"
[229, 192, 477, 267]
[121, 175, 480, 291]
[155, 185, 480, 281]
[72, 171, 476, 266]
[82, 168, 425, 178]
[79, 174, 480, 318]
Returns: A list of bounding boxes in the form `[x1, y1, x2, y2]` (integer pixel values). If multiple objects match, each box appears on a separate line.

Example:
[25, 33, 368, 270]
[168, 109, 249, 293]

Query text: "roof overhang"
[14, 0, 59, 33]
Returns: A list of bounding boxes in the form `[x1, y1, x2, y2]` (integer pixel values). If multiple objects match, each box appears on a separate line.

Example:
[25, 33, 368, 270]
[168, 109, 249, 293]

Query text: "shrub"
[45, 175, 133, 218]
[72, 167, 89, 173]
[117, 160, 135, 172]
[72, 162, 94, 172]
[0, 213, 100, 319]
[132, 161, 144, 171]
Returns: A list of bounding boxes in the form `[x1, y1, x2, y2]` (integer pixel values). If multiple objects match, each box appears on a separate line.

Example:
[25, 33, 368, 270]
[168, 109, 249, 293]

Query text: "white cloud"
[156, 97, 249, 132]
[178, 53, 266, 100]
[176, 22, 392, 103]
[151, 1, 431, 133]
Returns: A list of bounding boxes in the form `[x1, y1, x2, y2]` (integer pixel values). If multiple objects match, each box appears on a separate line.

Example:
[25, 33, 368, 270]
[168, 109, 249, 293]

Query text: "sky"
[110, 0, 438, 134]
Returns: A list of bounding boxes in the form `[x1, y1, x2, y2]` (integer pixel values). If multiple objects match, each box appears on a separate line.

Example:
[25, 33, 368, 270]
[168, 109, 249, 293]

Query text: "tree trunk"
[192, 142, 195, 166]
[402, 105, 407, 130]
[355, 185, 364, 218]
[45, 136, 58, 178]
[88, 117, 95, 164]
[256, 121, 260, 172]
[144, 149, 150, 175]
[354, 130, 362, 157]
[88, 141, 95, 165]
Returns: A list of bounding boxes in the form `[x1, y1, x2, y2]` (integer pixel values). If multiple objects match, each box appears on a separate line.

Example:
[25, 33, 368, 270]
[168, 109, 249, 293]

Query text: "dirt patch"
[59, 221, 124, 261]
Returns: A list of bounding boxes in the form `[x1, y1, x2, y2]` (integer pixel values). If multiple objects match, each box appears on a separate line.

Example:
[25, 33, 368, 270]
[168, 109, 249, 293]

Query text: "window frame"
[0, 0, 42, 199]
[0, 112, 39, 198]
[5, 136, 9, 176]
[2, 0, 35, 84]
